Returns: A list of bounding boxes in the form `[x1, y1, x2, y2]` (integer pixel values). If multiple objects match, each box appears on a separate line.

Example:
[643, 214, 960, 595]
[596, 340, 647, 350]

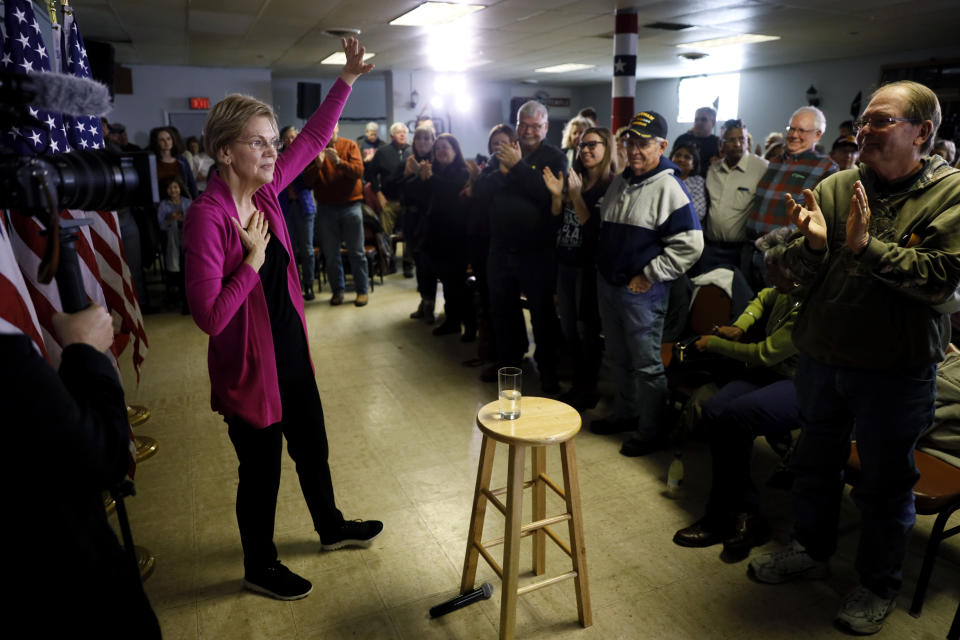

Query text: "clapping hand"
[339, 37, 374, 86]
[785, 188, 828, 251]
[567, 169, 582, 198]
[419, 161, 433, 180]
[542, 166, 563, 197]
[497, 141, 522, 172]
[846, 180, 871, 255]
[405, 154, 420, 176]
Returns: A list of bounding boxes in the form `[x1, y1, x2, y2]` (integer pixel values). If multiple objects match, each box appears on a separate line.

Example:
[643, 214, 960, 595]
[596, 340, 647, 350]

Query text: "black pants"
[488, 248, 559, 373]
[226, 374, 343, 570]
[428, 252, 475, 330]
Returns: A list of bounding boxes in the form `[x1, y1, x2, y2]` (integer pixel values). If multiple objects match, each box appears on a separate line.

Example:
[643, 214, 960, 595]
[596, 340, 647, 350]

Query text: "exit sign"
[189, 97, 210, 110]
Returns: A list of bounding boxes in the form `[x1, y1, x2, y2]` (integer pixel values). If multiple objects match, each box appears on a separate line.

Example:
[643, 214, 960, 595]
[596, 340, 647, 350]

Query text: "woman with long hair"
[182, 39, 381, 602]
[401, 125, 438, 322]
[561, 114, 596, 166]
[422, 133, 475, 340]
[148, 126, 198, 199]
[543, 126, 615, 409]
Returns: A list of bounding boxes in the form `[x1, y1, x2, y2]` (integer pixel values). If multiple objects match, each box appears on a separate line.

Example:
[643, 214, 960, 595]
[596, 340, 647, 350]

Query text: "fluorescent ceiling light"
[321, 52, 376, 65]
[390, 2, 484, 27]
[535, 63, 594, 74]
[677, 33, 779, 48]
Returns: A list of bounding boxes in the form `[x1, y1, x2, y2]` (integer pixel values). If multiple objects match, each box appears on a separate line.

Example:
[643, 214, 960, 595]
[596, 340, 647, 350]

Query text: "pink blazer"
[183, 78, 350, 428]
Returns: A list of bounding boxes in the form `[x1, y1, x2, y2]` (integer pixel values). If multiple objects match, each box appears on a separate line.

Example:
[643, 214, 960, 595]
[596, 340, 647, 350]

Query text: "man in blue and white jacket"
[591, 110, 704, 457]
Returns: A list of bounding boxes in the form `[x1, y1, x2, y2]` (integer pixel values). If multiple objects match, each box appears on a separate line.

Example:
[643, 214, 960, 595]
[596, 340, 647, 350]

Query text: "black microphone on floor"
[429, 583, 494, 618]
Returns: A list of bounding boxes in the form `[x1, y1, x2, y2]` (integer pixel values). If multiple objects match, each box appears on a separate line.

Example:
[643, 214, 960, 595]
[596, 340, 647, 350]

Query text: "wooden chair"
[846, 443, 960, 617]
[462, 397, 591, 640]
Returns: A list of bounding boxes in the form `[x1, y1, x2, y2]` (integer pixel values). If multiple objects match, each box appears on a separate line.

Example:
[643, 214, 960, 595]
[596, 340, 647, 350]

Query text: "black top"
[675, 131, 720, 177]
[260, 233, 310, 379]
[556, 179, 608, 266]
[399, 151, 434, 249]
[369, 141, 412, 199]
[424, 163, 471, 260]
[473, 142, 568, 253]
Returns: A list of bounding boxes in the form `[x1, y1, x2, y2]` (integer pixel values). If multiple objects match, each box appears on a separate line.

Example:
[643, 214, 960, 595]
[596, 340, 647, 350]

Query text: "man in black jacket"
[474, 100, 567, 392]
[2, 304, 160, 638]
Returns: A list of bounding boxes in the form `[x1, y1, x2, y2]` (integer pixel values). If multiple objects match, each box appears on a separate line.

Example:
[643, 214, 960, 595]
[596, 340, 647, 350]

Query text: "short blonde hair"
[204, 94, 277, 159]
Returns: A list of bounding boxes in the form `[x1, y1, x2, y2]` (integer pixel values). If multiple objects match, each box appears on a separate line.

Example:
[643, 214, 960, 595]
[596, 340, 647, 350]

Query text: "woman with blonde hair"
[183, 38, 381, 602]
[561, 114, 596, 166]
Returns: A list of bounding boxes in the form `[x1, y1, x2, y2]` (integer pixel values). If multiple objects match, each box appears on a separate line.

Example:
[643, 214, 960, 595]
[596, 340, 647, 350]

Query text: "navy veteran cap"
[627, 110, 668, 139]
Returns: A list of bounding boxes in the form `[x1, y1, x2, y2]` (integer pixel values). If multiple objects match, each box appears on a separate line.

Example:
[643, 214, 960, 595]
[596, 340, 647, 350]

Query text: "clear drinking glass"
[498, 367, 522, 419]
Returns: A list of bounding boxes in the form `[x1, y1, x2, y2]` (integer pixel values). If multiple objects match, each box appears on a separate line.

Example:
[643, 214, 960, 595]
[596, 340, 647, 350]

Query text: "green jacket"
[771, 155, 960, 369]
[704, 287, 800, 378]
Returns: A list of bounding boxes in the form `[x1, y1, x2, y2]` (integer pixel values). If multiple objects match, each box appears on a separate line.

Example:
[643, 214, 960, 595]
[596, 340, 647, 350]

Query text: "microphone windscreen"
[28, 71, 112, 117]
[480, 582, 494, 598]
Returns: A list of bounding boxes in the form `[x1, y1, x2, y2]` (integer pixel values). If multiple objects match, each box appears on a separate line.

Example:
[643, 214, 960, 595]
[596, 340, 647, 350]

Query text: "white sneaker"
[835, 586, 895, 635]
[748, 540, 829, 584]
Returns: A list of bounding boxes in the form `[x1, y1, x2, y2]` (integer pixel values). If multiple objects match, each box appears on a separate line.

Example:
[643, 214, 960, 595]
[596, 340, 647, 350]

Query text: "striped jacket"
[597, 157, 703, 287]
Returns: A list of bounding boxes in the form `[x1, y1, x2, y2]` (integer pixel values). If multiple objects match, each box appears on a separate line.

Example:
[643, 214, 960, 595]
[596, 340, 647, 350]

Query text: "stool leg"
[500, 444, 526, 640]
[461, 434, 497, 593]
[531, 446, 547, 576]
[561, 439, 592, 627]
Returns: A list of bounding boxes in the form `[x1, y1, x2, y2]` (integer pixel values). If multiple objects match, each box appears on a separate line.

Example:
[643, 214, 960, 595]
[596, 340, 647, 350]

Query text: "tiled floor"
[118, 272, 959, 639]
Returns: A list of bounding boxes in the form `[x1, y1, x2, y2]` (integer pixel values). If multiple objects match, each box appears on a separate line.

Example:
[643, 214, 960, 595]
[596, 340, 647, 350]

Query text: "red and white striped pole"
[611, 8, 638, 132]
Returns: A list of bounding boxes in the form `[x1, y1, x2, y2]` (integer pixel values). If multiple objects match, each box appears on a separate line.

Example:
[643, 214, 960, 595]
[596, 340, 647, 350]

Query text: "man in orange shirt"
[304, 123, 370, 307]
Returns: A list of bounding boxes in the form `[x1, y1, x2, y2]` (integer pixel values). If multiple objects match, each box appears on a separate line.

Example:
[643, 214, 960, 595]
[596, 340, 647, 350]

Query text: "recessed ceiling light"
[321, 52, 376, 65]
[677, 34, 780, 49]
[534, 63, 594, 74]
[390, 2, 484, 27]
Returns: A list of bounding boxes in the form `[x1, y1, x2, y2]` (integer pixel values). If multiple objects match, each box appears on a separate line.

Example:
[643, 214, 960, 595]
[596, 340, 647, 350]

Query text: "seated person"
[672, 284, 801, 559]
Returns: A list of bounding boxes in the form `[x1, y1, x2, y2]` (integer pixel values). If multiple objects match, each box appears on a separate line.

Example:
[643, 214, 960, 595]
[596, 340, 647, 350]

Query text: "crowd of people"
[91, 53, 960, 634]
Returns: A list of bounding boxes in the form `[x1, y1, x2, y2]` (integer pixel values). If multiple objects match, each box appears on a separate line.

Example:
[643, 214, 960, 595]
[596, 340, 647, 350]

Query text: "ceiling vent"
[678, 51, 708, 60]
[323, 28, 361, 38]
[643, 22, 694, 31]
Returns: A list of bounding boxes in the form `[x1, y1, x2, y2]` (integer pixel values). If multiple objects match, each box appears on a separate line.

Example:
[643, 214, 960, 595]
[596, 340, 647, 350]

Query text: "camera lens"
[47, 150, 158, 210]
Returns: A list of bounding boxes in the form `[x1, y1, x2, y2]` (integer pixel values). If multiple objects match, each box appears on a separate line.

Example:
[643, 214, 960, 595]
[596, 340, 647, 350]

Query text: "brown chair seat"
[847, 444, 960, 513]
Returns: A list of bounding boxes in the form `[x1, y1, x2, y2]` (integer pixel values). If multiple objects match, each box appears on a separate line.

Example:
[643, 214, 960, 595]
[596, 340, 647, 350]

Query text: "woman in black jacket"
[400, 125, 437, 322]
[421, 133, 474, 340]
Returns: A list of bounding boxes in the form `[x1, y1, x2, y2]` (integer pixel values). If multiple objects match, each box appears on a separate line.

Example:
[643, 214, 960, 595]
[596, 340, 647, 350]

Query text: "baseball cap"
[108, 122, 126, 134]
[832, 135, 858, 151]
[626, 110, 668, 139]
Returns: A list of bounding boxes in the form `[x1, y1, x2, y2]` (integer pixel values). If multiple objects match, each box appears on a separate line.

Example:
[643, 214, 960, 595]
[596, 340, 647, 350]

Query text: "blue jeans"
[316, 202, 368, 295]
[791, 355, 936, 598]
[596, 275, 668, 440]
[704, 378, 799, 517]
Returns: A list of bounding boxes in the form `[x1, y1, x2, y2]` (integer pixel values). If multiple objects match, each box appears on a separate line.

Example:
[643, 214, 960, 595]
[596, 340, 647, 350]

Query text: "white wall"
[111, 65, 272, 148]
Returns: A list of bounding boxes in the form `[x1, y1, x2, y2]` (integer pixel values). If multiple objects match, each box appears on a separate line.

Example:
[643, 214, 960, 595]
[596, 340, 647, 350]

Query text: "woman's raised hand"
[234, 211, 271, 272]
[340, 37, 374, 86]
[567, 169, 582, 197]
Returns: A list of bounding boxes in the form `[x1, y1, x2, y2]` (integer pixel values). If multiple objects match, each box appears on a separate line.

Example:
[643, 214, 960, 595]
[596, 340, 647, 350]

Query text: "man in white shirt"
[698, 119, 769, 274]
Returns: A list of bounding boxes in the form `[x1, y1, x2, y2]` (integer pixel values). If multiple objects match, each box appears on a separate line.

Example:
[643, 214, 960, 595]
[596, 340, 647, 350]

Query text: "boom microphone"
[0, 70, 111, 117]
[429, 583, 494, 618]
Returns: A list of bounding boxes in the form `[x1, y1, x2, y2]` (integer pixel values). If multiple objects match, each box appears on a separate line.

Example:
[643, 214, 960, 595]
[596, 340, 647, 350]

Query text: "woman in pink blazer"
[183, 38, 380, 602]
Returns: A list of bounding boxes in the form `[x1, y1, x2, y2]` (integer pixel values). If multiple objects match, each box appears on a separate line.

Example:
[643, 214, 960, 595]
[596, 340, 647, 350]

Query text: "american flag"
[0, 0, 148, 382]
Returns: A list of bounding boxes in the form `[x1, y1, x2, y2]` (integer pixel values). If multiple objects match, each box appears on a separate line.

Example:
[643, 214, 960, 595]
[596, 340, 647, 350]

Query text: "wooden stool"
[461, 397, 591, 640]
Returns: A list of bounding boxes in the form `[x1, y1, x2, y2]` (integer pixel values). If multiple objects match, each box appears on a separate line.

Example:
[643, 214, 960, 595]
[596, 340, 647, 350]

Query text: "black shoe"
[590, 416, 635, 435]
[303, 286, 315, 301]
[243, 562, 312, 600]
[432, 321, 460, 336]
[673, 517, 729, 548]
[410, 301, 425, 319]
[403, 268, 414, 278]
[560, 387, 601, 411]
[619, 435, 663, 457]
[480, 364, 499, 382]
[722, 512, 770, 560]
[320, 519, 384, 551]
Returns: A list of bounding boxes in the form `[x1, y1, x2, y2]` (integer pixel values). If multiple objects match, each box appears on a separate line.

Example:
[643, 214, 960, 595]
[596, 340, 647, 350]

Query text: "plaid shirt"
[746, 150, 837, 236]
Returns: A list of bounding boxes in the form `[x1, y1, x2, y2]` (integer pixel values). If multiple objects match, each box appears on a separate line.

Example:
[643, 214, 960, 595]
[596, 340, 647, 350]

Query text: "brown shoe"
[354, 293, 369, 307]
[722, 512, 770, 559]
[330, 292, 344, 306]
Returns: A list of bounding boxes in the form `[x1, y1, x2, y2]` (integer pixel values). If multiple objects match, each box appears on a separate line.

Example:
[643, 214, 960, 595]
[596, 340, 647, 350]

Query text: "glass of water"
[498, 367, 522, 420]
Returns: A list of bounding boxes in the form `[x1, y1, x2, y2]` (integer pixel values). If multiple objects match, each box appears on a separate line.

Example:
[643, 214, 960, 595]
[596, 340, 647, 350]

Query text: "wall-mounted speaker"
[297, 82, 323, 119]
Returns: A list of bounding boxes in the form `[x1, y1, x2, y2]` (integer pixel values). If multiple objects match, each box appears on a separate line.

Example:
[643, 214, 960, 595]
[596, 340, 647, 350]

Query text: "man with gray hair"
[473, 100, 567, 392]
[368, 121, 413, 274]
[751, 80, 960, 635]
[744, 105, 837, 286]
[357, 121, 384, 166]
